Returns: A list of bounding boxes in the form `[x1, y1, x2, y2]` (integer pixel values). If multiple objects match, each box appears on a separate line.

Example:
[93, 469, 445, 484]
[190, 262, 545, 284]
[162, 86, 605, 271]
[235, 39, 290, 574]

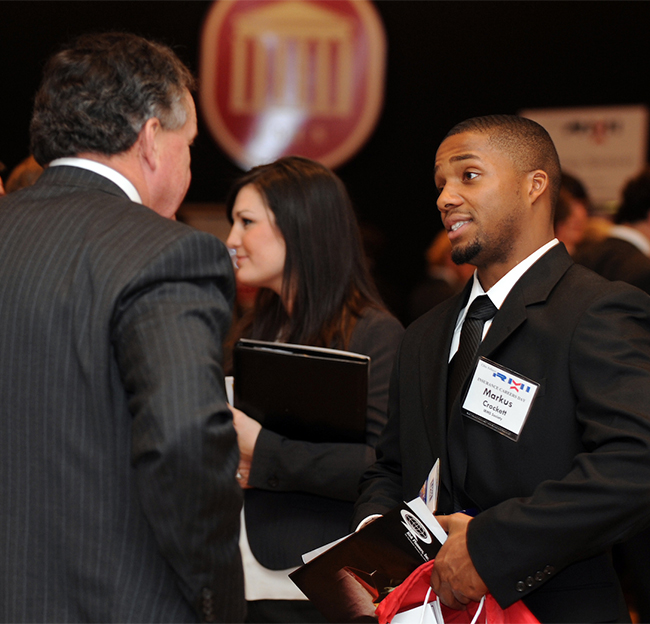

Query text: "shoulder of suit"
[405, 289, 463, 332]
[536, 261, 650, 317]
[349, 306, 404, 350]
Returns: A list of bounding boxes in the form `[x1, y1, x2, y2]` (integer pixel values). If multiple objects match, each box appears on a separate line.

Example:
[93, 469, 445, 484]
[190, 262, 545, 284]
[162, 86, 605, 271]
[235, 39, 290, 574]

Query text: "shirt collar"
[49, 157, 142, 204]
[450, 239, 560, 361]
[467, 238, 560, 310]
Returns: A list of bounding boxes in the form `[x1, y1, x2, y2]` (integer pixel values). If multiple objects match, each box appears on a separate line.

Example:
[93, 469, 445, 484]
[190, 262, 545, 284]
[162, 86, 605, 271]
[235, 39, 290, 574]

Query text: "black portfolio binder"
[232, 339, 370, 444]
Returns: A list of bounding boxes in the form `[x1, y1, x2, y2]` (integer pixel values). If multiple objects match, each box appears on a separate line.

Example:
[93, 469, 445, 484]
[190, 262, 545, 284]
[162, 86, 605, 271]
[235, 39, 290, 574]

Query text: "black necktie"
[447, 295, 498, 410]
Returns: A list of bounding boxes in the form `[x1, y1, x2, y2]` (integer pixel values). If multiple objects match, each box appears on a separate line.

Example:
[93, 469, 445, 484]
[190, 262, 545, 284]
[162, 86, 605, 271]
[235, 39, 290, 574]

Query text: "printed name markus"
[483, 387, 513, 408]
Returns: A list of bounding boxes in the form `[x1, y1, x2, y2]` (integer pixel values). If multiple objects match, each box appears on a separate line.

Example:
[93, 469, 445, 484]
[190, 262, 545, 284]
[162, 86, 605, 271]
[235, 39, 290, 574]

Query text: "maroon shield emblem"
[200, 0, 386, 169]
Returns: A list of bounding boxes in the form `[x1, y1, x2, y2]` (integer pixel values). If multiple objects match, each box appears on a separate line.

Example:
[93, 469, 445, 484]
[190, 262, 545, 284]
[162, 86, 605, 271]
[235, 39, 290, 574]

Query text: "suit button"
[267, 476, 279, 488]
[516, 580, 526, 592]
[525, 576, 534, 587]
[544, 565, 555, 576]
[201, 587, 216, 622]
[535, 571, 544, 582]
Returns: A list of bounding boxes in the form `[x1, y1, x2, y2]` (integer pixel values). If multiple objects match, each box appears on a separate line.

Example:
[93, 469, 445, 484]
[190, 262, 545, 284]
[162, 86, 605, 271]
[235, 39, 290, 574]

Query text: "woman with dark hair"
[225, 156, 403, 623]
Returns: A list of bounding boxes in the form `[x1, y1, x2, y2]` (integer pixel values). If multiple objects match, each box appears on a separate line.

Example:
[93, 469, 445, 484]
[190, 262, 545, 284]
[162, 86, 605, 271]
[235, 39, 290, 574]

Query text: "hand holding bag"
[375, 560, 539, 624]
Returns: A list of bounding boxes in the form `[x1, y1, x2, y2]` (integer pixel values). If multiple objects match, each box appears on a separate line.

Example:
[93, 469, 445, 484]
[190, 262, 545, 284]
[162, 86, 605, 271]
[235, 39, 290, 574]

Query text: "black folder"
[232, 339, 370, 444]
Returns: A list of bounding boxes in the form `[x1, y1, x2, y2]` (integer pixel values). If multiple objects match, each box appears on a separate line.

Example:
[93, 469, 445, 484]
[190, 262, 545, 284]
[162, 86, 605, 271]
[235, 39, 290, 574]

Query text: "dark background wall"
[2, 1, 649, 323]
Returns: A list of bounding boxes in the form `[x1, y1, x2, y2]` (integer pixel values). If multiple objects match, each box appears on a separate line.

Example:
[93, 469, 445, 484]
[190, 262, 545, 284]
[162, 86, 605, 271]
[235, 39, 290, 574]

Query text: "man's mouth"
[450, 220, 470, 232]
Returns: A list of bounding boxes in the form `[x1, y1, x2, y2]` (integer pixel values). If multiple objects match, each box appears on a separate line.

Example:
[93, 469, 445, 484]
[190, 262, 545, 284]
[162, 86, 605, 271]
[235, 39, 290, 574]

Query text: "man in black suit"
[0, 33, 244, 622]
[353, 115, 650, 623]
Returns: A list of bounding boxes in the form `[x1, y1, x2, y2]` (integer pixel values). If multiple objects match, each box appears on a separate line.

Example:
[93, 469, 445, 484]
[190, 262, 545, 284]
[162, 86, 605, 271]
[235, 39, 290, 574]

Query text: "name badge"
[461, 357, 539, 441]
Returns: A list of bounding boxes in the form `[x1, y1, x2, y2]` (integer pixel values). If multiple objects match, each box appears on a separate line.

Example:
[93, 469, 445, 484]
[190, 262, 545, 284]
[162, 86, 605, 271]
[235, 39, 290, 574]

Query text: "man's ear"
[138, 117, 161, 172]
[528, 170, 549, 205]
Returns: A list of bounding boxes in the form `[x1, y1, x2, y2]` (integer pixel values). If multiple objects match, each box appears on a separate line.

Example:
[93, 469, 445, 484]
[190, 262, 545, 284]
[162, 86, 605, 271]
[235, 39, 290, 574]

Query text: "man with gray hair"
[0, 32, 244, 622]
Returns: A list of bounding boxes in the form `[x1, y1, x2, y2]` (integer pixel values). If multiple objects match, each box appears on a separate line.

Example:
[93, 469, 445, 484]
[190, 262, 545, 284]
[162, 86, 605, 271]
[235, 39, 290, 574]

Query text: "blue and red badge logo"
[493, 372, 532, 394]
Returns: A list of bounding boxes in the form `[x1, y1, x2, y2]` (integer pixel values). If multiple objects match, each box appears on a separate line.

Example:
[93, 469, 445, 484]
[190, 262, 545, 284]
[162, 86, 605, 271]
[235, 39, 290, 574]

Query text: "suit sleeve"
[352, 338, 410, 524]
[467, 285, 650, 608]
[112, 231, 245, 623]
[247, 311, 404, 502]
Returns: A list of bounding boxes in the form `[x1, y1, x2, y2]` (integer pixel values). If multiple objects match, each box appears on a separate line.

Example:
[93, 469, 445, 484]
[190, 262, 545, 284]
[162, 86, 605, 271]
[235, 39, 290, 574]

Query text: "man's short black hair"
[445, 114, 562, 210]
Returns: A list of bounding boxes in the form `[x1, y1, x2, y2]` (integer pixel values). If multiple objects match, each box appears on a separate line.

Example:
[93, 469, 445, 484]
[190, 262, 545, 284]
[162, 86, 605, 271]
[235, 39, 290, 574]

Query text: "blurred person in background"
[4, 154, 43, 192]
[558, 172, 611, 251]
[574, 166, 650, 296]
[407, 229, 475, 324]
[573, 166, 650, 623]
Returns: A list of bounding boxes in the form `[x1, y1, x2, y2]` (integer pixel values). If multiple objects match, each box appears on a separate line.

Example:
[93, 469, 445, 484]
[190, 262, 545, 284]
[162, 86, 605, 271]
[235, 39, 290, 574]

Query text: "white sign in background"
[520, 105, 649, 211]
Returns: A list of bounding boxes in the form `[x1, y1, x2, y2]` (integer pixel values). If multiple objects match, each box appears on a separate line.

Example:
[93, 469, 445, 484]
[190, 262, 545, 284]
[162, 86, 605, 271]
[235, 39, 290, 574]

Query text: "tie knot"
[466, 295, 497, 322]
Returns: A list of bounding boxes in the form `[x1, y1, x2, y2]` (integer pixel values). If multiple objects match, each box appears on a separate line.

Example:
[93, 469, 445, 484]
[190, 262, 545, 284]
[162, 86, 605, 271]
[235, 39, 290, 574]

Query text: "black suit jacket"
[0, 166, 245, 623]
[354, 244, 650, 623]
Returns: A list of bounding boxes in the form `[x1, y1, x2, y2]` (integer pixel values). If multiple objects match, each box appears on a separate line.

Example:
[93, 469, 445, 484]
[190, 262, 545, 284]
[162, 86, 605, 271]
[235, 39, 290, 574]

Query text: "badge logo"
[200, 0, 386, 169]
[493, 371, 532, 393]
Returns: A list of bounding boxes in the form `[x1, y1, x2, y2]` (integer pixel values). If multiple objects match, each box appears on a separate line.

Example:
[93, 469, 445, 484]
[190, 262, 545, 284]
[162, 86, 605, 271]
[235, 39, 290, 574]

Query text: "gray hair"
[31, 32, 196, 165]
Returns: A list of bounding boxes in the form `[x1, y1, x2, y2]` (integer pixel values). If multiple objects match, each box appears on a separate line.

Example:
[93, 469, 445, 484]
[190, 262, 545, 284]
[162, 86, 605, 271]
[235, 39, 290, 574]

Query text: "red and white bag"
[375, 560, 539, 624]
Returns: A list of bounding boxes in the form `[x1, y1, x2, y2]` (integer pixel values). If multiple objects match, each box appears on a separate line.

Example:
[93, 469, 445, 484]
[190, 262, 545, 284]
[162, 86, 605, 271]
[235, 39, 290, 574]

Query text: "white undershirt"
[49, 157, 142, 204]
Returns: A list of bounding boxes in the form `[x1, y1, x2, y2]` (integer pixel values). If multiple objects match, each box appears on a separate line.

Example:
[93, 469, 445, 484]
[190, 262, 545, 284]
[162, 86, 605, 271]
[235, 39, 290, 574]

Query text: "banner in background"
[200, 0, 386, 170]
[520, 105, 649, 211]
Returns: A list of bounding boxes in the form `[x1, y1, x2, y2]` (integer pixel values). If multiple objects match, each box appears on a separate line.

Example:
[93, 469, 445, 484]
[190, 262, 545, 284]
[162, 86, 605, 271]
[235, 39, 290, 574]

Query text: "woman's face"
[226, 184, 287, 295]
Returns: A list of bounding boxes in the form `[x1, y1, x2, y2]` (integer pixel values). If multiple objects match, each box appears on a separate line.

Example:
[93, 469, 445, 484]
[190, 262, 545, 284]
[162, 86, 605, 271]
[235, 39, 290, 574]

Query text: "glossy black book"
[233, 339, 370, 444]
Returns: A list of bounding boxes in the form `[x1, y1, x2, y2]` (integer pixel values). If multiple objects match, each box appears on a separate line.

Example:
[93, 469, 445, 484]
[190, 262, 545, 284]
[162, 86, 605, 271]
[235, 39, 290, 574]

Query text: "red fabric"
[375, 560, 539, 624]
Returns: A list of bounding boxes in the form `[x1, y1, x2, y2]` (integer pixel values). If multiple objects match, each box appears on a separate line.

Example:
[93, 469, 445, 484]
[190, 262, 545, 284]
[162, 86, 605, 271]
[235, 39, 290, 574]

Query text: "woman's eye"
[242, 218, 253, 226]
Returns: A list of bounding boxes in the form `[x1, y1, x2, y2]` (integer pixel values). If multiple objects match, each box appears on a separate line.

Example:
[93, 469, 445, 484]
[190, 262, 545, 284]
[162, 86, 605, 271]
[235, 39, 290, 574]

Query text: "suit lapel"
[448, 244, 574, 510]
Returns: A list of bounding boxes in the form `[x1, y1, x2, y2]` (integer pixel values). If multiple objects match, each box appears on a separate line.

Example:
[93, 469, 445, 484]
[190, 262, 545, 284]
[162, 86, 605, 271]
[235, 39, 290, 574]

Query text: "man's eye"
[463, 171, 479, 181]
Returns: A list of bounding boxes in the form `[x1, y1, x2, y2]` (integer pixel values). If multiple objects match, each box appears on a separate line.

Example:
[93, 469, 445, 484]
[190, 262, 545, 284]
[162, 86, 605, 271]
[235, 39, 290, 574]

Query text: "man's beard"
[451, 239, 482, 265]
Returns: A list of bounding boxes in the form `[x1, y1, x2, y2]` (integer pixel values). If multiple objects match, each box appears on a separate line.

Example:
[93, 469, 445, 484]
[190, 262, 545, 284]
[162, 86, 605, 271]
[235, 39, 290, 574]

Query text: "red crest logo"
[200, 0, 386, 169]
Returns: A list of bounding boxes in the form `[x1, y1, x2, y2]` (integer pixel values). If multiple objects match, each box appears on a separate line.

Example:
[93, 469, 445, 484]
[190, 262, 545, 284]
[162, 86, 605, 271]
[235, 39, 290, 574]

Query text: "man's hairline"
[435, 132, 543, 181]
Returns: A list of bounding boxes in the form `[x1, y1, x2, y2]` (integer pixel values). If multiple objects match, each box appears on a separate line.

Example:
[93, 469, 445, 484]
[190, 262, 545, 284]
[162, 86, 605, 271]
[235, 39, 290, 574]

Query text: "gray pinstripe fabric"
[0, 166, 245, 623]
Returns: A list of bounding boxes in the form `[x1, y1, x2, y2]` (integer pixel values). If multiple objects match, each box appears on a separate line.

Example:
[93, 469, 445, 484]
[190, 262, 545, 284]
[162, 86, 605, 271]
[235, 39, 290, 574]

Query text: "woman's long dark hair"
[227, 156, 384, 349]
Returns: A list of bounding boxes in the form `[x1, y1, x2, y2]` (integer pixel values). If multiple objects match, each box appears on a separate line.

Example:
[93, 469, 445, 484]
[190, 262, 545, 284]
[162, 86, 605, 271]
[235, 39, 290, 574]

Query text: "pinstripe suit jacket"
[0, 166, 245, 623]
